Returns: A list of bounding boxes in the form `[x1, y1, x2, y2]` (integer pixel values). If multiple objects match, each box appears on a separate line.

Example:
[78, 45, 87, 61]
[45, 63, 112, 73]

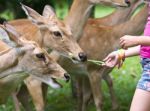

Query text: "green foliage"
[95, 5, 115, 18]
[0, 10, 14, 20]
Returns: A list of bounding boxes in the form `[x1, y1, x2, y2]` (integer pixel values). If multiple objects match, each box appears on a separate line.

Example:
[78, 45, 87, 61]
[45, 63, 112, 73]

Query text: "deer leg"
[76, 76, 84, 111]
[71, 75, 78, 98]
[42, 83, 48, 105]
[16, 84, 33, 111]
[103, 74, 119, 111]
[12, 92, 21, 111]
[81, 75, 92, 111]
[25, 77, 45, 111]
[88, 70, 103, 111]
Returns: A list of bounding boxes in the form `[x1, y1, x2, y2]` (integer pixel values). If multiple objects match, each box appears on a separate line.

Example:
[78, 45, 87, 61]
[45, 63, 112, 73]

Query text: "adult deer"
[61, 4, 148, 111]
[0, 23, 69, 104]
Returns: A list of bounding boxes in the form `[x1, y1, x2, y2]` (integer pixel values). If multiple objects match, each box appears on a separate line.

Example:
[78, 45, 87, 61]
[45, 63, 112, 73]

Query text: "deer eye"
[36, 53, 46, 60]
[53, 31, 62, 37]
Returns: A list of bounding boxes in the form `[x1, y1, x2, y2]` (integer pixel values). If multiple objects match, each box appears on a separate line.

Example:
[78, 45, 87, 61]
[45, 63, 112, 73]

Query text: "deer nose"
[64, 73, 70, 82]
[125, 0, 130, 6]
[79, 52, 87, 62]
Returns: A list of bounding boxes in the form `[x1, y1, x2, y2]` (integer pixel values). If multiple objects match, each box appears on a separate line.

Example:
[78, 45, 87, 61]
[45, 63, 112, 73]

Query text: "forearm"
[124, 45, 140, 58]
[136, 36, 150, 46]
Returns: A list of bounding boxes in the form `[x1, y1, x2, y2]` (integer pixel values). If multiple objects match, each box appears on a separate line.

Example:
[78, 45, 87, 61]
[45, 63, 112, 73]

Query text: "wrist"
[117, 49, 125, 61]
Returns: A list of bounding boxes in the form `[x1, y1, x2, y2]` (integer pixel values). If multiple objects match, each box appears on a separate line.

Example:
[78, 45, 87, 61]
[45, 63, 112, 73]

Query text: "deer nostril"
[64, 73, 70, 82]
[125, 0, 131, 7]
[79, 52, 87, 62]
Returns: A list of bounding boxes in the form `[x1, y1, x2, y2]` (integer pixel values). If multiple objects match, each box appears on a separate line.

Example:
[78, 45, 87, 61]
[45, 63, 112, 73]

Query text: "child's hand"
[103, 51, 123, 68]
[120, 35, 139, 49]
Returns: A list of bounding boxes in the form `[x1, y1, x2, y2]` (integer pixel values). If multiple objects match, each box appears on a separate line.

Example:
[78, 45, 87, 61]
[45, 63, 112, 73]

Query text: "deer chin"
[51, 75, 70, 83]
[60, 52, 80, 63]
[31, 75, 62, 89]
[46, 78, 62, 89]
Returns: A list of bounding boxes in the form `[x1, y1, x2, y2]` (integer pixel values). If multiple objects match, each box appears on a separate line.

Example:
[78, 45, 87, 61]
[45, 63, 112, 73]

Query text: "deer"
[61, 4, 148, 111]
[0, 23, 70, 105]
[68, 0, 142, 98]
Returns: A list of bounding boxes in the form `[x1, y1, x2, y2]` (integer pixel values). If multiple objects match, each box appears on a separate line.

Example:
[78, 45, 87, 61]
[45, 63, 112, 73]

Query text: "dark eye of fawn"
[53, 31, 62, 37]
[36, 53, 46, 61]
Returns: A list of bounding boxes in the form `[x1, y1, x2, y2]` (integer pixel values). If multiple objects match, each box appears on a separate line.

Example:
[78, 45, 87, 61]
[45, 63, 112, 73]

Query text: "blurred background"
[0, 0, 142, 111]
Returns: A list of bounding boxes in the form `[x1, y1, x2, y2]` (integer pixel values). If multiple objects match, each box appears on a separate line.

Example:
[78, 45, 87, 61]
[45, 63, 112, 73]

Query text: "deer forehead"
[47, 20, 72, 35]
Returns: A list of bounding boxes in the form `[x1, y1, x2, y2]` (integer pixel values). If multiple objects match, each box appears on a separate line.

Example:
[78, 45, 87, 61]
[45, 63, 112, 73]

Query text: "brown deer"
[61, 4, 148, 111]
[0, 23, 69, 104]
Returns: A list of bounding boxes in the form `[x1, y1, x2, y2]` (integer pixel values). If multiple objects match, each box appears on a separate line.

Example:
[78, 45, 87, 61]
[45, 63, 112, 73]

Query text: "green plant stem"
[87, 59, 105, 66]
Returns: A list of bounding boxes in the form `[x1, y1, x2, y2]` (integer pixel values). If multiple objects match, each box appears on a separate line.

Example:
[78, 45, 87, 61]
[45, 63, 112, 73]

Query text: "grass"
[0, 3, 142, 111]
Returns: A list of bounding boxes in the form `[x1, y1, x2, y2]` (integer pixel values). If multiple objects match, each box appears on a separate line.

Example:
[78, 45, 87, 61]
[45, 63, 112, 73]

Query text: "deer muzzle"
[78, 52, 87, 62]
[64, 73, 70, 82]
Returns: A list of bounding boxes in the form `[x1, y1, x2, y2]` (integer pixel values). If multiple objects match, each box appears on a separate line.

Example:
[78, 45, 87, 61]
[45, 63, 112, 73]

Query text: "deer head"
[1, 23, 70, 84]
[21, 4, 87, 62]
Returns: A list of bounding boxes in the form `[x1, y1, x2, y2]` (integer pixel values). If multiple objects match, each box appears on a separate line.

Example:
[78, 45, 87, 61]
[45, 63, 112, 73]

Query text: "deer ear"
[42, 5, 56, 19]
[21, 3, 49, 31]
[21, 3, 43, 24]
[3, 22, 22, 45]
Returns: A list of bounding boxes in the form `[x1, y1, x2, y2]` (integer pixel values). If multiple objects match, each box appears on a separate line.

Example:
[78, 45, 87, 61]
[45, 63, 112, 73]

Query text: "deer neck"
[65, 0, 93, 40]
[92, 0, 143, 26]
[0, 65, 24, 79]
[113, 5, 148, 41]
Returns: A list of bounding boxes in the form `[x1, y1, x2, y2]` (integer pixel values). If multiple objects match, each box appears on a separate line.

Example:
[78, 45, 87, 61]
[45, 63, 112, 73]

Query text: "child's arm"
[124, 45, 140, 57]
[136, 36, 150, 46]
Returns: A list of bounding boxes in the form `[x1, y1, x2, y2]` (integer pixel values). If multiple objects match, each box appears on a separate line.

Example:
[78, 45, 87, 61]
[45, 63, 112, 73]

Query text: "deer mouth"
[31, 73, 69, 87]
[68, 52, 87, 63]
[71, 56, 80, 63]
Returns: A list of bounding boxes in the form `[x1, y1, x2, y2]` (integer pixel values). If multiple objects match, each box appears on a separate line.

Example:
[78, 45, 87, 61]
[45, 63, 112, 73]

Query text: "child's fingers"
[120, 39, 124, 44]
[121, 42, 127, 49]
[120, 40, 125, 48]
